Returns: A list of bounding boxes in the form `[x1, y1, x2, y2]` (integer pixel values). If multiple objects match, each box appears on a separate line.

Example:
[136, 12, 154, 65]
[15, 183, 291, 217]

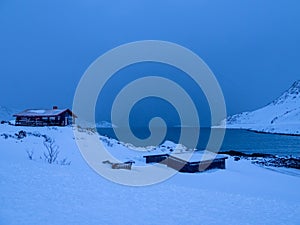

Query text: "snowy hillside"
[1, 123, 300, 224]
[224, 80, 300, 135]
[0, 106, 19, 121]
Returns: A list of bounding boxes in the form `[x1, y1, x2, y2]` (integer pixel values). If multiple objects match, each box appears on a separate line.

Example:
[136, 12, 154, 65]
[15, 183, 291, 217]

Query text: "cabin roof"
[169, 152, 228, 163]
[144, 152, 228, 162]
[13, 109, 77, 118]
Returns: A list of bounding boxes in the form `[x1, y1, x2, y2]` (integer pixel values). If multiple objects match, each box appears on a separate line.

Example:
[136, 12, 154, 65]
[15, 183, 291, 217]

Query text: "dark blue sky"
[1, 0, 300, 124]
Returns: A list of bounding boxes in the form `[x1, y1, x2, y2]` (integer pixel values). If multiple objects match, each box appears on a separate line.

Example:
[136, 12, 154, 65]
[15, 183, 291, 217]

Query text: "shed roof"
[170, 152, 228, 163]
[13, 109, 77, 118]
[144, 152, 228, 162]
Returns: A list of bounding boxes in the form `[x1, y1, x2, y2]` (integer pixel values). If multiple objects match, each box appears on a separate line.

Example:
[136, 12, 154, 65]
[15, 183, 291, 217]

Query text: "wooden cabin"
[144, 153, 228, 173]
[13, 106, 77, 126]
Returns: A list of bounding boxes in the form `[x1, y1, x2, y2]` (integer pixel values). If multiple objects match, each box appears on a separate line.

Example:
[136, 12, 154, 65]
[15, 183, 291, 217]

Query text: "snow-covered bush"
[100, 136, 114, 147]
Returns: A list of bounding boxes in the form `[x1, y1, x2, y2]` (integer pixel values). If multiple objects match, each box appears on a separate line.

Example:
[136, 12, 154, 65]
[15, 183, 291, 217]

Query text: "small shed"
[144, 154, 169, 164]
[144, 152, 228, 173]
[13, 106, 77, 126]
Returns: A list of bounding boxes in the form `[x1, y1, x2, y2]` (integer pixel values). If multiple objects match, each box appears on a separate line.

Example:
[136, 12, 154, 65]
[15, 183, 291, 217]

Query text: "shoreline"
[212, 126, 300, 137]
[219, 150, 300, 170]
[211, 126, 300, 137]
[245, 128, 300, 137]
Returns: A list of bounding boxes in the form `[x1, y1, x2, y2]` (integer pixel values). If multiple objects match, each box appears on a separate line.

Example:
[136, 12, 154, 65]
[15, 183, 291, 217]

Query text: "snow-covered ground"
[220, 80, 300, 135]
[1, 123, 300, 225]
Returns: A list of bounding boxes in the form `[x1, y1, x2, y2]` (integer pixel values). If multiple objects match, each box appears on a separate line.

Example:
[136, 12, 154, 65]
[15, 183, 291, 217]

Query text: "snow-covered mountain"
[224, 80, 300, 135]
[0, 106, 19, 121]
[96, 121, 117, 128]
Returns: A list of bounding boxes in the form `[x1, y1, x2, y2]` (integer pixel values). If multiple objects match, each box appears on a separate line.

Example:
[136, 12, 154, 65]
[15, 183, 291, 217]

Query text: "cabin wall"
[144, 154, 227, 173]
[15, 113, 75, 127]
[60, 112, 75, 126]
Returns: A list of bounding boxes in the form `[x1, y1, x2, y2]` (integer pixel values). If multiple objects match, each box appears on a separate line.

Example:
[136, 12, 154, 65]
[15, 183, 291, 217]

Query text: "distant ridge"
[0, 106, 19, 121]
[96, 121, 117, 128]
[222, 80, 300, 135]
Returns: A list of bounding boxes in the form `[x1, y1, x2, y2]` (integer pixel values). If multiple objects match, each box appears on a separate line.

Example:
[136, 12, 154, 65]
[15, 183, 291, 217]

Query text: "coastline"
[212, 126, 300, 137]
[219, 150, 300, 170]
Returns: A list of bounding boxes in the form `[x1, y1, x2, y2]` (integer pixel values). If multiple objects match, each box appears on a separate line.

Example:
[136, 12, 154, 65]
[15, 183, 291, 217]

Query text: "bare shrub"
[59, 158, 71, 166]
[43, 139, 59, 164]
[26, 150, 34, 160]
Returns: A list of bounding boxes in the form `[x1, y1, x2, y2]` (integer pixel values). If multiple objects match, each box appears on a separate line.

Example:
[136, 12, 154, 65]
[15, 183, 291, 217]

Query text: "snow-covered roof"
[170, 152, 228, 162]
[13, 109, 77, 118]
[144, 151, 228, 162]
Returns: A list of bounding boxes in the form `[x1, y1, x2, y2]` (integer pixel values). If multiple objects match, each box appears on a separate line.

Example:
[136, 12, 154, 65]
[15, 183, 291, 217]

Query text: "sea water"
[97, 127, 300, 156]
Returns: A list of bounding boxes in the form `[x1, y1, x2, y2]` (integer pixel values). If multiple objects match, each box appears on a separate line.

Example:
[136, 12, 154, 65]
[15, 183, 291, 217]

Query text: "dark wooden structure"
[144, 154, 169, 164]
[144, 153, 228, 173]
[13, 106, 77, 126]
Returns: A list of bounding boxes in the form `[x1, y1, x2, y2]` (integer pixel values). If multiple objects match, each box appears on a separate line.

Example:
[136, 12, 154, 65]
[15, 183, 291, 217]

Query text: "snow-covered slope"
[224, 80, 300, 135]
[0, 106, 19, 121]
[1, 123, 300, 224]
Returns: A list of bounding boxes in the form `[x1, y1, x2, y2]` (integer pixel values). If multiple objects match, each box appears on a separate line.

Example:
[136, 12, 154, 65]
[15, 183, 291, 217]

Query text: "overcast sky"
[0, 0, 299, 125]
